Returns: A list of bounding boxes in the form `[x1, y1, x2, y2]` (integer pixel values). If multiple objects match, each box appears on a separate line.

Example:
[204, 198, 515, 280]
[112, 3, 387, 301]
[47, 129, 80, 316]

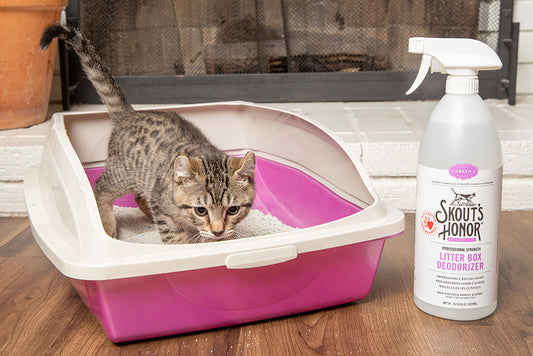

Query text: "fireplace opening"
[62, 0, 517, 105]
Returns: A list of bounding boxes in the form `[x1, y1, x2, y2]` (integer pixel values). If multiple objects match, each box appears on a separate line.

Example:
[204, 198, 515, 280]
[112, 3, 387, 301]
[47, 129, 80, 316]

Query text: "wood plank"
[0, 217, 30, 249]
[0, 227, 43, 257]
[0, 256, 84, 355]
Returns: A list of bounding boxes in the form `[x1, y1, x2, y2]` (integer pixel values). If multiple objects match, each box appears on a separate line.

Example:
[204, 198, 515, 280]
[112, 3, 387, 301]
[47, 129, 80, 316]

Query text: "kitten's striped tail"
[40, 24, 133, 116]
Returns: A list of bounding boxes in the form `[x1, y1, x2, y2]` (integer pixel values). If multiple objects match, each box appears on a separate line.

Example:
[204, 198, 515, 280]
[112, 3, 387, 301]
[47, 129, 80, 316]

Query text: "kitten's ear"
[230, 152, 256, 181]
[174, 156, 201, 181]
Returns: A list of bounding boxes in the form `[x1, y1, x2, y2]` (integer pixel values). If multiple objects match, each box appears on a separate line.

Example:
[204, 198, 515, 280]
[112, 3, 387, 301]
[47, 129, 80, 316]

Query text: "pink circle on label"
[449, 163, 478, 180]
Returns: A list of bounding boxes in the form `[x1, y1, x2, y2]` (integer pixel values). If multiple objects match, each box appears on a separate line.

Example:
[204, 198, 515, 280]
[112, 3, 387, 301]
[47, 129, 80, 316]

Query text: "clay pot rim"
[0, 0, 67, 9]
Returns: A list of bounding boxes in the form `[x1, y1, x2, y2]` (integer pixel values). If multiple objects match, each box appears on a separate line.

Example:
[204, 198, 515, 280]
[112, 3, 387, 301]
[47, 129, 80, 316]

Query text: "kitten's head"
[173, 151, 256, 242]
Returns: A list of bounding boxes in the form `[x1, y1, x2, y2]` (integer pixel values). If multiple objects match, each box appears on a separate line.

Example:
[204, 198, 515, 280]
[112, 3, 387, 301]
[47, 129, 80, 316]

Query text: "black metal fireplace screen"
[61, 0, 519, 107]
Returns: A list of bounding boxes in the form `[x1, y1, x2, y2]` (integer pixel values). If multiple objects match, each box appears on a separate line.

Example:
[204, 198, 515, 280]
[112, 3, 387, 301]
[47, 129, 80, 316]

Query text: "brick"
[514, 0, 533, 31]
[517, 64, 533, 94]
[362, 141, 419, 177]
[0, 146, 43, 181]
[0, 181, 27, 216]
[502, 140, 533, 175]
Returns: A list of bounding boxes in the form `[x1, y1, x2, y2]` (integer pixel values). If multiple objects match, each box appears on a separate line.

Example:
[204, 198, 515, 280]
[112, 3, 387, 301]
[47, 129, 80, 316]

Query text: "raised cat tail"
[39, 24, 133, 116]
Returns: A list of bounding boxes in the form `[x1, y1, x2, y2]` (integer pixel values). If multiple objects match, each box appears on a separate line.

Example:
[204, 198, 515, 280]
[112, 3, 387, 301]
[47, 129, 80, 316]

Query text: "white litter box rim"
[24, 101, 405, 280]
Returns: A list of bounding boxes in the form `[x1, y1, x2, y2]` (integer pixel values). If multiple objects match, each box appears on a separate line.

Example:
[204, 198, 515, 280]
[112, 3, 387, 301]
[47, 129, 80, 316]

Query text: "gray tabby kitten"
[40, 24, 256, 244]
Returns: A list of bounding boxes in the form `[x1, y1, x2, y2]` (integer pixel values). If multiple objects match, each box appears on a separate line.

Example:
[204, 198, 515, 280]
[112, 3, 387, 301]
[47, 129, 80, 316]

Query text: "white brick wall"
[0, 122, 47, 216]
[516, 0, 533, 94]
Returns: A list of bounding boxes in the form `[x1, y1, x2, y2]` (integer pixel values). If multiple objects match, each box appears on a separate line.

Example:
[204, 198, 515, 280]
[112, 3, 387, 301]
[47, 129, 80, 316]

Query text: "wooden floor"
[0, 212, 532, 355]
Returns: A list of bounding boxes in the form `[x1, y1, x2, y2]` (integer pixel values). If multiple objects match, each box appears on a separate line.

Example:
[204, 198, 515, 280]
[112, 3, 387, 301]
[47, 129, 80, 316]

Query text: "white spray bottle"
[406, 37, 503, 320]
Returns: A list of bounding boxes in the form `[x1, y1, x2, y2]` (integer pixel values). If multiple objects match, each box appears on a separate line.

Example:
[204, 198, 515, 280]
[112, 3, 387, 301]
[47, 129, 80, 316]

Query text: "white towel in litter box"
[113, 206, 298, 244]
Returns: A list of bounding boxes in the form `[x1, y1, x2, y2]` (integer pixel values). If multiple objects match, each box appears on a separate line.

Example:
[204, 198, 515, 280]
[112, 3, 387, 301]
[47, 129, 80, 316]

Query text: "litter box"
[24, 102, 404, 342]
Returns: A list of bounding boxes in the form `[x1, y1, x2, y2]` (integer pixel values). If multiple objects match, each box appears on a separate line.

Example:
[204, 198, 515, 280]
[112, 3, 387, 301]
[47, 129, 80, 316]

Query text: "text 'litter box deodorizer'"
[406, 37, 503, 320]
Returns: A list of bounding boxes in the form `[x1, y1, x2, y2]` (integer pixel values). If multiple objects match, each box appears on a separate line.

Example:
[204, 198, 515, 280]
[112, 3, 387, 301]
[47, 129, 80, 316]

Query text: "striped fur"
[40, 25, 255, 243]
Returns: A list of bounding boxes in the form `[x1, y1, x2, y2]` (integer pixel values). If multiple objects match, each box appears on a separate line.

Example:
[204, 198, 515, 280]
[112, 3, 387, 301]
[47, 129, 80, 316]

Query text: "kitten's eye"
[227, 206, 240, 216]
[194, 207, 208, 216]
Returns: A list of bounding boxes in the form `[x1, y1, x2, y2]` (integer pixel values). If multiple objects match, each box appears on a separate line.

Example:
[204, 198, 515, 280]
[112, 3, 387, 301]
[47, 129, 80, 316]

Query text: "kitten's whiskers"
[186, 232, 204, 244]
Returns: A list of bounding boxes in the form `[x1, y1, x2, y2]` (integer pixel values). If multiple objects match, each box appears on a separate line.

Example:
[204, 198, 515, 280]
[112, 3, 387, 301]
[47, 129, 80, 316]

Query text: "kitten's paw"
[156, 225, 194, 244]
[101, 215, 118, 238]
[108, 229, 118, 239]
[160, 236, 187, 244]
[104, 226, 118, 239]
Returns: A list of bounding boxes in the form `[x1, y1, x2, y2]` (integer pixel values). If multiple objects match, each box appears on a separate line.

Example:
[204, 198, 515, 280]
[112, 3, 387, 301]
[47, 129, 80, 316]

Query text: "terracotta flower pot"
[0, 0, 67, 130]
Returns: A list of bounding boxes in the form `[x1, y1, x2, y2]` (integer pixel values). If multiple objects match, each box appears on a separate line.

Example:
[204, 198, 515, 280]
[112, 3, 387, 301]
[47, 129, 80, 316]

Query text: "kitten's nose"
[211, 220, 224, 237]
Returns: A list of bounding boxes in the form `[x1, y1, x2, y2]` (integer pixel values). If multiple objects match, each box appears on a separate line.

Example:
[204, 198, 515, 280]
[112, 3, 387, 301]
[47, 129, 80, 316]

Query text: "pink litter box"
[24, 102, 404, 342]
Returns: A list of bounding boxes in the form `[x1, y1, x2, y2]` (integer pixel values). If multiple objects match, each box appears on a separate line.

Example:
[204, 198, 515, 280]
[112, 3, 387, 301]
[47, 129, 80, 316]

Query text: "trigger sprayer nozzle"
[405, 37, 502, 95]
[406, 54, 431, 95]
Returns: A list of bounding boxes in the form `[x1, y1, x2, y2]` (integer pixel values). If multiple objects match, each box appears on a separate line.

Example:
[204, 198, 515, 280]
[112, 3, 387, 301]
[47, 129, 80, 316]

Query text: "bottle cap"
[446, 76, 479, 94]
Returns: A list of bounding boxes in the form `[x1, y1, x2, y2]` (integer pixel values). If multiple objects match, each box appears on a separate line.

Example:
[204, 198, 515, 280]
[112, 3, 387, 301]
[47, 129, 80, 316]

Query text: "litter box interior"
[63, 104, 376, 238]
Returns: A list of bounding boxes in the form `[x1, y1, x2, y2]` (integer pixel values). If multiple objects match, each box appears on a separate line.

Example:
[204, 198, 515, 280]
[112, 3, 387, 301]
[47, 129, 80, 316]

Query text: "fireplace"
[61, 0, 518, 107]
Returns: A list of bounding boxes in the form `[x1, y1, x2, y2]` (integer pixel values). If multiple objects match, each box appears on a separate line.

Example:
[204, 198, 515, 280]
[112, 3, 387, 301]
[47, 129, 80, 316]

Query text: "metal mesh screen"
[79, 0, 502, 76]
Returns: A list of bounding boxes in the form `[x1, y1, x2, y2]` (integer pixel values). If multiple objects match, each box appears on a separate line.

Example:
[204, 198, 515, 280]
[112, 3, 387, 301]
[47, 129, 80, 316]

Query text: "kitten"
[39, 24, 256, 244]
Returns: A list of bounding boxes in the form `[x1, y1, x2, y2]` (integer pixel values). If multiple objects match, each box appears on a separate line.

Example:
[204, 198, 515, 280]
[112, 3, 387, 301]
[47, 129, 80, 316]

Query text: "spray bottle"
[406, 37, 503, 320]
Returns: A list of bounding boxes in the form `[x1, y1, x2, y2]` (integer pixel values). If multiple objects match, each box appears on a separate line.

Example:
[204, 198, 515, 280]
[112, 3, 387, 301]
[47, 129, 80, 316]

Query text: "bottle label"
[414, 164, 502, 309]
